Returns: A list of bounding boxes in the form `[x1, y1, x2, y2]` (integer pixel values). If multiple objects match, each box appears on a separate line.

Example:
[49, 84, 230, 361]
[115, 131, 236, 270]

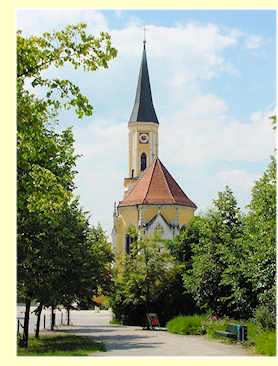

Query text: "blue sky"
[16, 9, 276, 236]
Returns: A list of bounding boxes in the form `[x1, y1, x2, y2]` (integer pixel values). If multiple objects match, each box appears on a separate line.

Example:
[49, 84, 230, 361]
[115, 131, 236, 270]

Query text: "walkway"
[54, 310, 255, 357]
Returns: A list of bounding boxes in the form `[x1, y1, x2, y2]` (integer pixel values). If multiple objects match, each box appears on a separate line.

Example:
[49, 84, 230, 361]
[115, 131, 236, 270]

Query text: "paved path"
[51, 310, 255, 357]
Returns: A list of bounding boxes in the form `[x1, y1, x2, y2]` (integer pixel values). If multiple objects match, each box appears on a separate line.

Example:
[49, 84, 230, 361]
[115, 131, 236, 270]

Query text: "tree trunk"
[67, 307, 70, 326]
[35, 303, 43, 339]
[145, 283, 150, 329]
[51, 306, 55, 331]
[23, 298, 31, 348]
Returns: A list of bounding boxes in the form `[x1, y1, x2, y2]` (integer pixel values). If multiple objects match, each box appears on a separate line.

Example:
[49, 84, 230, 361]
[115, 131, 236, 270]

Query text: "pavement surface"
[17, 307, 256, 357]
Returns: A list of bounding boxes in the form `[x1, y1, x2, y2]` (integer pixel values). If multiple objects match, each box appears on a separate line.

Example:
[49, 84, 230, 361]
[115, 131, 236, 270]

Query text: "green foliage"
[254, 306, 276, 330]
[203, 317, 227, 339]
[183, 186, 247, 317]
[270, 115, 276, 130]
[17, 24, 117, 118]
[240, 156, 276, 313]
[180, 170, 276, 319]
[17, 335, 106, 356]
[111, 231, 172, 315]
[166, 216, 203, 265]
[110, 230, 197, 326]
[166, 314, 207, 335]
[110, 317, 123, 325]
[254, 330, 276, 356]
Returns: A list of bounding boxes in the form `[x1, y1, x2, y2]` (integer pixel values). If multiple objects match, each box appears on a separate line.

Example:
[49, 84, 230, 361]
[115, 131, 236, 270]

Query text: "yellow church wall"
[116, 220, 125, 254]
[141, 205, 195, 226]
[115, 206, 138, 254]
[160, 207, 176, 223]
[115, 204, 195, 254]
[141, 206, 157, 223]
[117, 205, 195, 235]
[138, 141, 150, 156]
[118, 206, 138, 227]
[178, 207, 195, 227]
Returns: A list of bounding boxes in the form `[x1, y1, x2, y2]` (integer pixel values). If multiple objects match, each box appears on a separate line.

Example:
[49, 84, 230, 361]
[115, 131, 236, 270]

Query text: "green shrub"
[110, 317, 122, 325]
[254, 330, 276, 356]
[254, 306, 276, 330]
[167, 315, 207, 335]
[203, 318, 227, 339]
[167, 313, 276, 356]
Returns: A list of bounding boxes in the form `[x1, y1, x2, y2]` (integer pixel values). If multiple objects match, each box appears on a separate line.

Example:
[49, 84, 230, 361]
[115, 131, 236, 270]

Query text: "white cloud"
[114, 10, 124, 18]
[16, 9, 108, 35]
[110, 22, 239, 88]
[160, 103, 275, 167]
[246, 34, 263, 49]
[216, 169, 260, 190]
[73, 119, 127, 235]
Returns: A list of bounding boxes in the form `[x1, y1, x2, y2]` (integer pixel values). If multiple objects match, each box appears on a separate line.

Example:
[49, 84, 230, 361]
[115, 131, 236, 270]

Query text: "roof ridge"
[160, 161, 186, 202]
[158, 159, 175, 203]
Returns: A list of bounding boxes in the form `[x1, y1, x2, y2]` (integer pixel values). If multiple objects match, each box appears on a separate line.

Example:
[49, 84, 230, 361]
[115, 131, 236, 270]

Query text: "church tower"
[124, 41, 159, 196]
[112, 40, 197, 254]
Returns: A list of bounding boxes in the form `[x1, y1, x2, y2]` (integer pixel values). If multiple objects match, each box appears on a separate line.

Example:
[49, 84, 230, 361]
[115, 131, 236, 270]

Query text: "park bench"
[215, 323, 247, 342]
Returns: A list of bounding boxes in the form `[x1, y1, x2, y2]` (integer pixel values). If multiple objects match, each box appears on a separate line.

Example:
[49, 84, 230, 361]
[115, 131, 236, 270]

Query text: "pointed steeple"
[129, 42, 159, 124]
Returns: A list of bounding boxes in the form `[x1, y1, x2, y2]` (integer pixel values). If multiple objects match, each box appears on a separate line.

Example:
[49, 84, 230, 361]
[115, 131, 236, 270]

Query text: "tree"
[17, 126, 79, 345]
[183, 186, 246, 317]
[167, 216, 204, 265]
[17, 24, 117, 347]
[20, 199, 114, 339]
[111, 230, 174, 326]
[240, 156, 276, 314]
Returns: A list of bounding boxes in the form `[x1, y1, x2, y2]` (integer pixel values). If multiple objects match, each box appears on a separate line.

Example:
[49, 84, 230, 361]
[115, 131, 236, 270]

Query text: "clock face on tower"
[139, 133, 149, 144]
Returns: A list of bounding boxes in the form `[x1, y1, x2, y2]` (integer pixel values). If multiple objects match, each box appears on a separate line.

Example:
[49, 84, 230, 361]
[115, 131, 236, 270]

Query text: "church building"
[112, 40, 197, 254]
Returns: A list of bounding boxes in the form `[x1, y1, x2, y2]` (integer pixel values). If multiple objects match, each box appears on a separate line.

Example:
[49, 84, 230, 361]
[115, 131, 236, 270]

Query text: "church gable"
[145, 213, 174, 240]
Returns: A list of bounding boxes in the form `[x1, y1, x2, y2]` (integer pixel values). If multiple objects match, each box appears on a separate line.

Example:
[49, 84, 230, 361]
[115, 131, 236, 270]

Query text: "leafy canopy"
[17, 23, 117, 118]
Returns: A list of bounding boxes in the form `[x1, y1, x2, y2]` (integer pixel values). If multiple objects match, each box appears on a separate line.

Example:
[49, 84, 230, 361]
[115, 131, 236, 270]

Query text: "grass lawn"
[17, 334, 106, 356]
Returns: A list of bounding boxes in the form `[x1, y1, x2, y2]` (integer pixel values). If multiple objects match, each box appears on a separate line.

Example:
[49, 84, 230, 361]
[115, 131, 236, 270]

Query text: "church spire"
[129, 42, 159, 124]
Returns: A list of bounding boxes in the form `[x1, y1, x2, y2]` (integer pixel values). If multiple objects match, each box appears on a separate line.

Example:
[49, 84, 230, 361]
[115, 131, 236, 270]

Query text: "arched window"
[141, 153, 147, 171]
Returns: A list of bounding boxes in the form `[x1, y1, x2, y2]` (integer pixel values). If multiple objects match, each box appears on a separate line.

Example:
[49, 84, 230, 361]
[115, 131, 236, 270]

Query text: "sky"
[16, 9, 276, 238]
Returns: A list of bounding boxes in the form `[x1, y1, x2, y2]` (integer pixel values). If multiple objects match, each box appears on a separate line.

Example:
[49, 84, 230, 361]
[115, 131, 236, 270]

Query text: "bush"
[110, 317, 122, 325]
[254, 330, 276, 356]
[254, 306, 276, 330]
[166, 313, 276, 356]
[203, 317, 227, 338]
[167, 315, 207, 335]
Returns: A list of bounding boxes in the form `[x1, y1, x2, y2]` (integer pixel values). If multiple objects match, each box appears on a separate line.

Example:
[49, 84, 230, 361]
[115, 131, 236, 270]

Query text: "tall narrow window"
[125, 234, 137, 256]
[126, 235, 131, 255]
[141, 153, 147, 171]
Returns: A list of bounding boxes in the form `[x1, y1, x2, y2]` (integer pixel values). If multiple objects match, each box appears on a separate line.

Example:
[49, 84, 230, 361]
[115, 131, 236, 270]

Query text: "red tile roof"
[119, 158, 197, 208]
